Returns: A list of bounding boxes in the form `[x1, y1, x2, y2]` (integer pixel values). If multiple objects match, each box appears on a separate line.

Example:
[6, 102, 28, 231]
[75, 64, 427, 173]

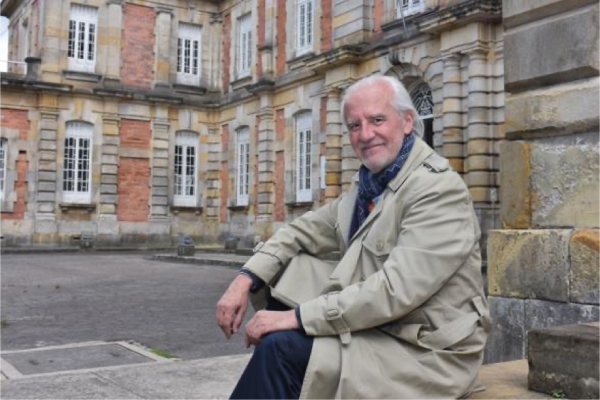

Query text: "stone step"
[528, 322, 599, 399]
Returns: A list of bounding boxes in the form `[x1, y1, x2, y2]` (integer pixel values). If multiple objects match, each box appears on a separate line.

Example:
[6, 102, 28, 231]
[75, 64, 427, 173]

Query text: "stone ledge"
[528, 323, 599, 399]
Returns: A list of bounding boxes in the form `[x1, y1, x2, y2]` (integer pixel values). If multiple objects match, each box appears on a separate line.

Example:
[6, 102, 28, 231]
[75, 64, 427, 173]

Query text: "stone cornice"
[417, 0, 502, 34]
[304, 46, 362, 74]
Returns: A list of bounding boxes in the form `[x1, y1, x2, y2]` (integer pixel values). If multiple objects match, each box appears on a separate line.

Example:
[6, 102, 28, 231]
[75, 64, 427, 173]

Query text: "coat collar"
[344, 137, 433, 244]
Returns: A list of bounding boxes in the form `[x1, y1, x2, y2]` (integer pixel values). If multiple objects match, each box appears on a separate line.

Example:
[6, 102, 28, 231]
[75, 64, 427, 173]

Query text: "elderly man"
[216, 75, 490, 399]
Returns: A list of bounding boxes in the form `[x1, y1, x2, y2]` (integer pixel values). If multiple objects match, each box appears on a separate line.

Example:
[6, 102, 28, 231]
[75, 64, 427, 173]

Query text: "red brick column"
[222, 14, 231, 93]
[276, 0, 287, 76]
[121, 4, 156, 89]
[321, 0, 333, 52]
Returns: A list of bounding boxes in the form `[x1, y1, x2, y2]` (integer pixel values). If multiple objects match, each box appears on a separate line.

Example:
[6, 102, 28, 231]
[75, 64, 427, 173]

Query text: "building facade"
[1, 0, 504, 249]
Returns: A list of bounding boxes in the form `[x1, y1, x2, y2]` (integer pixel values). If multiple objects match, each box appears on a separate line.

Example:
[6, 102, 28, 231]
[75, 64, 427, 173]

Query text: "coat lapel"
[345, 138, 432, 244]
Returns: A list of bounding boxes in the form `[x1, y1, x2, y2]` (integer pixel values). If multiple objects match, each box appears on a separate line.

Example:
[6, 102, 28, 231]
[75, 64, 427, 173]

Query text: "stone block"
[467, 139, 492, 155]
[102, 165, 118, 175]
[101, 175, 118, 184]
[528, 323, 599, 399]
[102, 155, 119, 165]
[39, 140, 57, 151]
[531, 134, 599, 228]
[469, 187, 493, 203]
[524, 299, 600, 333]
[504, 3, 599, 91]
[484, 296, 526, 363]
[101, 184, 117, 194]
[100, 194, 117, 203]
[570, 229, 600, 305]
[503, 0, 597, 28]
[499, 141, 531, 229]
[506, 78, 599, 139]
[99, 204, 116, 214]
[488, 230, 571, 302]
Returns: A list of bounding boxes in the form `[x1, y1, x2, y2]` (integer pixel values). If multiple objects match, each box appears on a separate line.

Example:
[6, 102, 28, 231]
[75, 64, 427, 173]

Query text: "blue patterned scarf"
[348, 133, 416, 241]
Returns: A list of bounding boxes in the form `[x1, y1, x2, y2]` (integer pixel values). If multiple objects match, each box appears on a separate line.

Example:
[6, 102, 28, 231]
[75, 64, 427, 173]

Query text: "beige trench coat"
[244, 138, 491, 399]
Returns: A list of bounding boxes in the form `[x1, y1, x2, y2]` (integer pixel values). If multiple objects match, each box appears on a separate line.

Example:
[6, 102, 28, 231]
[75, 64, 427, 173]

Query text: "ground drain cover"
[1, 341, 160, 377]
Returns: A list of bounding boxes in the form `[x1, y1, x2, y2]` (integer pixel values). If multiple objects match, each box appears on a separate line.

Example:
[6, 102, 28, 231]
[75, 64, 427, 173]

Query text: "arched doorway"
[409, 81, 434, 148]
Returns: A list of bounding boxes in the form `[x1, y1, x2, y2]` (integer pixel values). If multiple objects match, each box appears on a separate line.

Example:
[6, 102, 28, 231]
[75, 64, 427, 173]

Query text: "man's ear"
[403, 113, 415, 135]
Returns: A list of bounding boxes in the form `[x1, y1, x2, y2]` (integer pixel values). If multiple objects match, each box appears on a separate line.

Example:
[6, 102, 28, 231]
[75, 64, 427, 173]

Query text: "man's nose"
[358, 125, 375, 141]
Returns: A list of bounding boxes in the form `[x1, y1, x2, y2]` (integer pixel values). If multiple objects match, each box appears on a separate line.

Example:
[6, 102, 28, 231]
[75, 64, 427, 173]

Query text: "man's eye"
[373, 117, 385, 124]
[348, 123, 359, 131]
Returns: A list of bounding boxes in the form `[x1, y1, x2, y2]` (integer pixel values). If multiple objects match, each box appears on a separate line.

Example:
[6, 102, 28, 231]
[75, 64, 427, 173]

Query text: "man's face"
[344, 82, 414, 174]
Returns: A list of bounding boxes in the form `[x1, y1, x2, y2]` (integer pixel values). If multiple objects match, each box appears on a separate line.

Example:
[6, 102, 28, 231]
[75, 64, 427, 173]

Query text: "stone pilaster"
[104, 0, 124, 86]
[441, 54, 464, 175]
[205, 125, 222, 220]
[324, 89, 343, 202]
[151, 117, 170, 219]
[256, 104, 276, 221]
[155, 6, 173, 89]
[466, 49, 496, 204]
[99, 115, 119, 216]
[36, 108, 58, 215]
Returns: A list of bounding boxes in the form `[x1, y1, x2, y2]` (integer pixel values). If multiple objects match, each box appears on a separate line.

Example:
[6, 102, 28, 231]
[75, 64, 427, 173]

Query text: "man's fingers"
[233, 302, 247, 334]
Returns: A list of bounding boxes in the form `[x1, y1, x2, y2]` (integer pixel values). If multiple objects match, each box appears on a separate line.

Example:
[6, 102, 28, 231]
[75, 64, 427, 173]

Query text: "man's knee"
[255, 330, 313, 367]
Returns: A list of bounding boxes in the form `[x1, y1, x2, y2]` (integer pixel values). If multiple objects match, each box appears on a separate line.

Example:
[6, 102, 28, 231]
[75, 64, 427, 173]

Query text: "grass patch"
[150, 348, 175, 359]
[549, 390, 565, 399]
[1, 320, 9, 328]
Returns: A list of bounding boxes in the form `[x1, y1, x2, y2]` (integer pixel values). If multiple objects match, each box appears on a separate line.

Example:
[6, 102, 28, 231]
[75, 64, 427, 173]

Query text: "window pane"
[192, 40, 199, 76]
[68, 20, 76, 58]
[174, 145, 183, 196]
[88, 23, 95, 61]
[0, 139, 6, 194]
[177, 38, 182, 73]
[78, 22, 85, 59]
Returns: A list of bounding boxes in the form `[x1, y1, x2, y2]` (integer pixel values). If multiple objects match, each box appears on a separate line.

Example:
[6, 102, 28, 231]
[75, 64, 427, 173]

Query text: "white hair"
[341, 75, 424, 138]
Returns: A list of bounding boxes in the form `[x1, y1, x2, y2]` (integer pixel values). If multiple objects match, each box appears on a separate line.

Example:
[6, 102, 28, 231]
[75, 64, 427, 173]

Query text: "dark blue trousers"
[230, 299, 314, 399]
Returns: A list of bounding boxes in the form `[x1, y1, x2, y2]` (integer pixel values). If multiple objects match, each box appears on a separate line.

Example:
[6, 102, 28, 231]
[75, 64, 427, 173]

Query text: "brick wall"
[222, 14, 231, 93]
[220, 124, 229, 223]
[321, 0, 332, 52]
[121, 4, 155, 89]
[257, 0, 265, 78]
[1, 109, 29, 140]
[2, 153, 28, 220]
[373, 0, 383, 38]
[276, 0, 286, 76]
[117, 158, 150, 222]
[120, 119, 151, 149]
[1, 109, 30, 220]
[274, 109, 285, 221]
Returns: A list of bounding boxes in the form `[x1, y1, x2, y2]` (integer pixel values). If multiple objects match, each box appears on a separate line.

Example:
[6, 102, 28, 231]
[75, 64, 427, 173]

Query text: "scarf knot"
[348, 133, 416, 241]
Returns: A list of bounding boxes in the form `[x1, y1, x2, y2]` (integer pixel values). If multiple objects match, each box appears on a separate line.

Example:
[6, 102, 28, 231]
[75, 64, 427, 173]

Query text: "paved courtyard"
[1, 252, 253, 361]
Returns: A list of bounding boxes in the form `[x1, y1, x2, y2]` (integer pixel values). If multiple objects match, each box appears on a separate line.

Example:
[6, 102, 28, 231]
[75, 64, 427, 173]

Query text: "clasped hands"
[216, 274, 298, 347]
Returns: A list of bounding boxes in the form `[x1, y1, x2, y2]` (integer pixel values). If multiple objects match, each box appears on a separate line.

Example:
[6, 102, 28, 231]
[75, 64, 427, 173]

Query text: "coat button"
[376, 241, 384, 252]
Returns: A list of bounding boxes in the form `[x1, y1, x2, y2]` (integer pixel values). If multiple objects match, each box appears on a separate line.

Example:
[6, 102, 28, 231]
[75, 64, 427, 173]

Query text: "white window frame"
[177, 23, 202, 86]
[295, 112, 312, 202]
[63, 121, 93, 204]
[173, 131, 199, 207]
[237, 14, 252, 78]
[236, 127, 250, 206]
[296, 0, 314, 56]
[68, 4, 98, 73]
[396, 0, 425, 19]
[0, 138, 7, 202]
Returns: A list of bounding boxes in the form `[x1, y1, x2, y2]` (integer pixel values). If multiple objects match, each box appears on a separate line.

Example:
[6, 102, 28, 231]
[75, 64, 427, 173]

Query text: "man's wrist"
[239, 269, 265, 293]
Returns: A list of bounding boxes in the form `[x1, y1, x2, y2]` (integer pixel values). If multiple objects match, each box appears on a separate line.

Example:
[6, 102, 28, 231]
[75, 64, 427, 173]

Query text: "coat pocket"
[378, 296, 489, 351]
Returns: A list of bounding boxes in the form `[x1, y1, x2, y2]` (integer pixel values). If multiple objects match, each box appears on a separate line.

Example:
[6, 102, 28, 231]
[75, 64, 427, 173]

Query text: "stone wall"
[485, 0, 599, 363]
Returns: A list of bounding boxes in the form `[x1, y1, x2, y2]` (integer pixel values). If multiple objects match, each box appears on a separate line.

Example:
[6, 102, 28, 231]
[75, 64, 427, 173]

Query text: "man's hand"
[216, 274, 252, 339]
[244, 309, 299, 347]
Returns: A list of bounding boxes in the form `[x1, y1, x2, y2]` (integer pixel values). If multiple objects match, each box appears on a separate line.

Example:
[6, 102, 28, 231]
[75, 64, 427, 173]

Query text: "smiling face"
[344, 81, 414, 174]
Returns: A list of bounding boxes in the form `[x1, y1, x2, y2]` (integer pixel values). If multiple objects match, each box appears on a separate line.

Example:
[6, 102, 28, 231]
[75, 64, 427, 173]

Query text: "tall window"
[237, 14, 252, 78]
[396, 0, 425, 18]
[68, 4, 98, 73]
[410, 82, 434, 147]
[63, 121, 93, 203]
[296, 0, 314, 55]
[177, 23, 202, 86]
[0, 138, 6, 201]
[296, 112, 312, 202]
[236, 127, 250, 206]
[173, 131, 198, 207]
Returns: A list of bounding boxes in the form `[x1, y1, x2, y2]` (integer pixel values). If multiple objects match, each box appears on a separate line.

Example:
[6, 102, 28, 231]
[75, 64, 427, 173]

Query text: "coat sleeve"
[299, 169, 478, 337]
[243, 198, 342, 285]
